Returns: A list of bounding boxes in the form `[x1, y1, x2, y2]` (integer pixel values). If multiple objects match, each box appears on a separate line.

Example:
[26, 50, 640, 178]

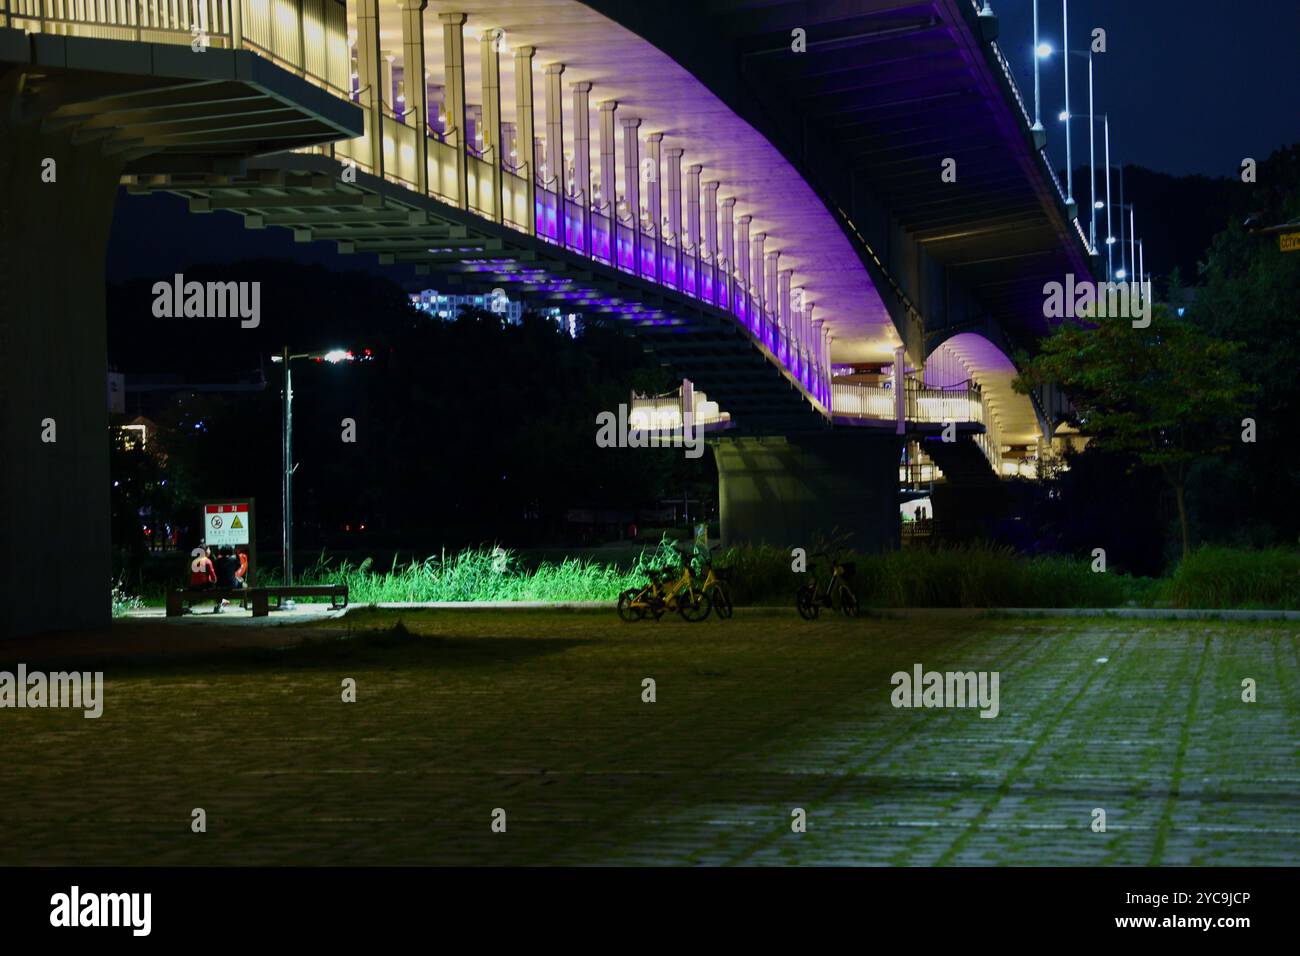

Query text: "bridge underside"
[137, 152, 828, 433]
[0, 29, 359, 637]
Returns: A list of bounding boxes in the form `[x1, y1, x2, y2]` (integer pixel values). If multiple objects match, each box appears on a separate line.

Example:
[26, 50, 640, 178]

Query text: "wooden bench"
[165, 587, 250, 617]
[166, 584, 347, 618]
[249, 584, 349, 616]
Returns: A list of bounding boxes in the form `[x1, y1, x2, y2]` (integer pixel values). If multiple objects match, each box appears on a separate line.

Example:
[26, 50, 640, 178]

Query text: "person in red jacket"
[189, 547, 216, 589]
[188, 546, 230, 612]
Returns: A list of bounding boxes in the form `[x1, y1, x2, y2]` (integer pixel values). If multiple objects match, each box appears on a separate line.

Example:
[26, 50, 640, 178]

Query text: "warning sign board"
[1279, 232, 1300, 253]
[204, 503, 250, 547]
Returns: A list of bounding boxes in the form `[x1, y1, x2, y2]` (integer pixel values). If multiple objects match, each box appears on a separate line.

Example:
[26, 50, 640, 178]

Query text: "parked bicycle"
[795, 552, 859, 619]
[696, 545, 733, 620]
[618, 547, 712, 622]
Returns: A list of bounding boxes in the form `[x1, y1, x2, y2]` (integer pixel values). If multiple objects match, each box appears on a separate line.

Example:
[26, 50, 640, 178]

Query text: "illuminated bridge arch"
[924, 332, 1042, 473]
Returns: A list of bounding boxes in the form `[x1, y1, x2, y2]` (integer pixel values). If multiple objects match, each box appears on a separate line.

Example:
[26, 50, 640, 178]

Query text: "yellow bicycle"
[618, 548, 712, 622]
[696, 545, 733, 620]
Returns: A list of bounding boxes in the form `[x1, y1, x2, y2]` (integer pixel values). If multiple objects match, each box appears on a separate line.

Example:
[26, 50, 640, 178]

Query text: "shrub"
[1166, 546, 1300, 609]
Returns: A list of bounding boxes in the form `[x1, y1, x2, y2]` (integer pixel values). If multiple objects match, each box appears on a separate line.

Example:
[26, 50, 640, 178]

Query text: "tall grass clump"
[297, 539, 686, 603]
[1166, 546, 1300, 609]
[111, 578, 145, 618]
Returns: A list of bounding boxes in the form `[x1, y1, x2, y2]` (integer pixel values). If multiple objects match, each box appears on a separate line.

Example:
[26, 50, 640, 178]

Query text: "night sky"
[999, 0, 1300, 178]
[107, 0, 1300, 281]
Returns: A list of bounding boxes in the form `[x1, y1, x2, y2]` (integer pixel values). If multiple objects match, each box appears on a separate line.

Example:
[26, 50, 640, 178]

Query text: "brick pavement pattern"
[1, 610, 1295, 865]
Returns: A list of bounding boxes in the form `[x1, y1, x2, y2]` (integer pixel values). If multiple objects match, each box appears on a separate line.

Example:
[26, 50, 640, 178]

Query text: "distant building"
[410, 289, 525, 324]
[409, 289, 580, 336]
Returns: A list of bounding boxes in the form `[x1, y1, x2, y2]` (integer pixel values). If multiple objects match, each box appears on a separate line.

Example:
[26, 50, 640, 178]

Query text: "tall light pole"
[1061, 0, 1074, 218]
[281, 345, 293, 592]
[1032, 0, 1048, 146]
[1088, 53, 1096, 252]
[1130, 205, 1137, 286]
[1104, 117, 1114, 279]
[273, 347, 358, 601]
[1139, 239, 1146, 307]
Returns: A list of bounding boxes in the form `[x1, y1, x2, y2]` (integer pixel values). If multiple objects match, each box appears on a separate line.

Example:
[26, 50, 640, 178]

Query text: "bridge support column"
[703, 181, 719, 297]
[620, 116, 642, 273]
[479, 27, 503, 221]
[513, 45, 537, 233]
[686, 164, 702, 294]
[440, 12, 469, 209]
[778, 267, 793, 353]
[571, 81, 592, 253]
[712, 434, 903, 553]
[666, 147, 683, 286]
[0, 112, 125, 637]
[645, 132, 662, 283]
[356, 0, 384, 175]
[398, 0, 429, 195]
[597, 99, 618, 245]
[737, 214, 752, 327]
[719, 195, 734, 305]
[544, 63, 566, 245]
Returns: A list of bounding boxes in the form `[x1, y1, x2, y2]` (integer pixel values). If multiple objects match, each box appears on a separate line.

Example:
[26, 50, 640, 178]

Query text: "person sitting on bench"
[188, 545, 229, 613]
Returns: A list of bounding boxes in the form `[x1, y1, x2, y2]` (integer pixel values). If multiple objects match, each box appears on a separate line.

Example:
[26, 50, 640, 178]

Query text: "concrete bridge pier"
[711, 433, 902, 553]
[0, 93, 125, 638]
[1, 30, 361, 637]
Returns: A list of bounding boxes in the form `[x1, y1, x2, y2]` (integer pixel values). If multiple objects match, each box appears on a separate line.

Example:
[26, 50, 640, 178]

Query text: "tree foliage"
[1014, 306, 1253, 558]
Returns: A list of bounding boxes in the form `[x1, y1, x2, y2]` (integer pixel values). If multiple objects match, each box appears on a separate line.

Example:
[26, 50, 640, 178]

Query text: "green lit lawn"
[1, 610, 1295, 865]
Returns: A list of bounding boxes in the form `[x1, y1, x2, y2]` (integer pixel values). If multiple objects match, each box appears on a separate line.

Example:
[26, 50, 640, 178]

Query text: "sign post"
[202, 499, 257, 588]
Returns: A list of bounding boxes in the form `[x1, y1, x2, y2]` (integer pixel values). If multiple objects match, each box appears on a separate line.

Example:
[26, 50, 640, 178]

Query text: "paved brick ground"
[0, 610, 1295, 865]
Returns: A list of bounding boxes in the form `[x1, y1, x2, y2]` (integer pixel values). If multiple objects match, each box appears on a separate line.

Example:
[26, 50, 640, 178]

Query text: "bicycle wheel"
[711, 585, 733, 620]
[678, 589, 713, 622]
[795, 582, 820, 620]
[838, 584, 859, 618]
[617, 588, 646, 622]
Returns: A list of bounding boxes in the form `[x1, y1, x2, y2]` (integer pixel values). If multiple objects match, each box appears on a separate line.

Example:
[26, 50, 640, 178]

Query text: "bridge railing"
[831, 381, 988, 426]
[5, 0, 351, 99]
[629, 388, 729, 432]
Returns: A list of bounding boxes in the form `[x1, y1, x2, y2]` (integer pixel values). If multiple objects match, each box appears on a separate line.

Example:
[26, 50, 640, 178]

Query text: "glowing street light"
[1031, 0, 1049, 139]
[271, 347, 359, 601]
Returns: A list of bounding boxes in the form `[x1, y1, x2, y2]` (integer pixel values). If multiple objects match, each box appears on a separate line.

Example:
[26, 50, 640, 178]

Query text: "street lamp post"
[274, 347, 357, 605]
[281, 345, 293, 595]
